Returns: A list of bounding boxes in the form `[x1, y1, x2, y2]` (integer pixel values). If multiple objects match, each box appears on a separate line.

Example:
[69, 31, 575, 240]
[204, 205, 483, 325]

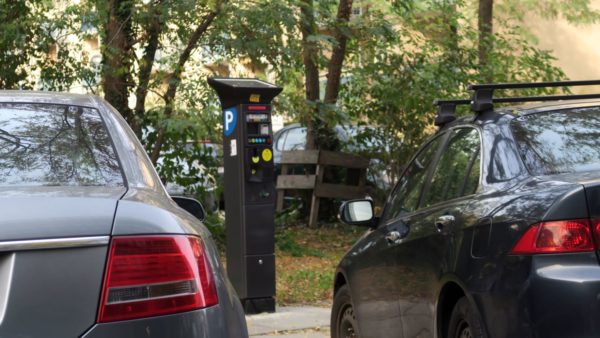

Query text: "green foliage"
[338, 0, 567, 182]
[203, 212, 226, 251]
[0, 0, 589, 219]
[0, 0, 98, 90]
[0, 0, 39, 88]
[275, 204, 304, 227]
[142, 94, 223, 211]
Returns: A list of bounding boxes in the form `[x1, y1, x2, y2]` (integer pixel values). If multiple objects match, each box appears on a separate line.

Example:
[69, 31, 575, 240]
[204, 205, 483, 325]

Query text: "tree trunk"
[442, 1, 459, 63]
[323, 0, 353, 105]
[133, 1, 164, 137]
[478, 0, 493, 82]
[149, 9, 220, 165]
[299, 0, 320, 150]
[101, 0, 135, 125]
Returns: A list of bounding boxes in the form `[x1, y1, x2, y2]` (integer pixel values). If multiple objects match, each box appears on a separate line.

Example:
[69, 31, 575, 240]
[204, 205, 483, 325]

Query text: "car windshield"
[0, 103, 123, 187]
[511, 106, 600, 175]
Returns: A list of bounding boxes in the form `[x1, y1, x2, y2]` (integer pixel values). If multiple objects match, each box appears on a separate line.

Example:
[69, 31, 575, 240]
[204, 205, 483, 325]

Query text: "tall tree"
[148, 8, 221, 164]
[478, 0, 493, 81]
[299, 0, 354, 151]
[323, 0, 353, 105]
[299, 0, 320, 150]
[133, 0, 164, 136]
[100, 0, 135, 124]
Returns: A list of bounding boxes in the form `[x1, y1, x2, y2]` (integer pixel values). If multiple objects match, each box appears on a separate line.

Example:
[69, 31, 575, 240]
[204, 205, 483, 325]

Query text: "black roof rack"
[433, 99, 469, 126]
[434, 80, 600, 127]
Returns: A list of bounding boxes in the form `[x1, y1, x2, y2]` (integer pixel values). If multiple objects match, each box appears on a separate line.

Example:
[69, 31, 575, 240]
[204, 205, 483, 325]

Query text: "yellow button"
[251, 156, 260, 164]
[262, 148, 272, 162]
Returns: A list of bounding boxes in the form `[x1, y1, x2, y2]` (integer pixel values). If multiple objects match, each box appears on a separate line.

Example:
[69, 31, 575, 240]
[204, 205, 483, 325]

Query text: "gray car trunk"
[0, 186, 124, 338]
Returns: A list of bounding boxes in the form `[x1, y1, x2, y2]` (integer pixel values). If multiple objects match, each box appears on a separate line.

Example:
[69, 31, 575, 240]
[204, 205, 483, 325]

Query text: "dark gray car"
[0, 91, 247, 337]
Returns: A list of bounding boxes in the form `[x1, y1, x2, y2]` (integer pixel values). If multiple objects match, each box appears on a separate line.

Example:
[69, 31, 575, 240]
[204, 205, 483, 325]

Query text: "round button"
[262, 148, 273, 162]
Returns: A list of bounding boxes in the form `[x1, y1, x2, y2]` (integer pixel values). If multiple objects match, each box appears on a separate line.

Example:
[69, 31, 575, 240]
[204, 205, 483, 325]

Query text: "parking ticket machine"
[208, 77, 282, 314]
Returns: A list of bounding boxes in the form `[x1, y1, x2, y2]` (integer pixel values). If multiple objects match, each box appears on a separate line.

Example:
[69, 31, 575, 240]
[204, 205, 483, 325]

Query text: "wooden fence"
[276, 150, 369, 227]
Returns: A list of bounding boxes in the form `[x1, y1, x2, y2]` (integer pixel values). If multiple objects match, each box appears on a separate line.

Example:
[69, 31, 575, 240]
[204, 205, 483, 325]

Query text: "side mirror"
[339, 199, 375, 228]
[172, 196, 206, 222]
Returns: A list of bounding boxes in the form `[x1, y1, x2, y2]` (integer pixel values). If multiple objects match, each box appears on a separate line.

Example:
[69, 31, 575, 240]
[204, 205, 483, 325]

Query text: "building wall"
[526, 1, 600, 91]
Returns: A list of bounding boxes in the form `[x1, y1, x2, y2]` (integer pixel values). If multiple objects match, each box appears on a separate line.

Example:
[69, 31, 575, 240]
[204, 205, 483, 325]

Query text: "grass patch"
[275, 225, 363, 305]
[207, 211, 364, 306]
[276, 228, 324, 257]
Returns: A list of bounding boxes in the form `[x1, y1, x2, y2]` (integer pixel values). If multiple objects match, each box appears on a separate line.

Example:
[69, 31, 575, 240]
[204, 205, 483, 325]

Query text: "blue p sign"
[224, 107, 237, 137]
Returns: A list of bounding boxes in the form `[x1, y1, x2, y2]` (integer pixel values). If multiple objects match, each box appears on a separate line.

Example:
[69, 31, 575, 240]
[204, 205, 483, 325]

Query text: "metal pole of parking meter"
[208, 77, 282, 314]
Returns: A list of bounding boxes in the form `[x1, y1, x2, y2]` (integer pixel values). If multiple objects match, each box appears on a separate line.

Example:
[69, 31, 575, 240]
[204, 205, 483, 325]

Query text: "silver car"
[0, 91, 247, 337]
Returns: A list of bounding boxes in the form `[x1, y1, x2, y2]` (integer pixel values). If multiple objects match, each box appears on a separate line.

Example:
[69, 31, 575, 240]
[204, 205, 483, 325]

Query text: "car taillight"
[97, 235, 218, 323]
[510, 219, 595, 254]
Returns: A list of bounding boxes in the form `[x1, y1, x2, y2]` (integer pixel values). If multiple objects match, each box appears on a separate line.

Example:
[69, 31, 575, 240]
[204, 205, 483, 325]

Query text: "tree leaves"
[0, 0, 578, 205]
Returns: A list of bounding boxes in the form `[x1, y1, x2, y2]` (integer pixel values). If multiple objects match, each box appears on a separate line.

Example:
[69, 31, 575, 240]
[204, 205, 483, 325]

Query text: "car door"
[389, 127, 482, 338]
[350, 134, 446, 338]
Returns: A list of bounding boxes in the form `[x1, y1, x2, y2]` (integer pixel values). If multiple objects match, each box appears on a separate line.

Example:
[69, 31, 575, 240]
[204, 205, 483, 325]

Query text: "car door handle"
[385, 231, 402, 245]
[435, 215, 455, 233]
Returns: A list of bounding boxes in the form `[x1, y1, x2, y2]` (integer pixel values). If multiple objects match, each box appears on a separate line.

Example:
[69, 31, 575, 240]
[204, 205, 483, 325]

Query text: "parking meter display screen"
[243, 104, 274, 183]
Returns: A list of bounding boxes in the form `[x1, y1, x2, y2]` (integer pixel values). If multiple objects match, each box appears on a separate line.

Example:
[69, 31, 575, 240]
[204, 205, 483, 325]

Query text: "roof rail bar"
[433, 99, 470, 126]
[433, 80, 600, 128]
[469, 79, 600, 113]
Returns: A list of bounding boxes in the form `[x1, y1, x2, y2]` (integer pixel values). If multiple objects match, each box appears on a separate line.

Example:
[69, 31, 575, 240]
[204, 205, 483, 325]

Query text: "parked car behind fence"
[273, 123, 394, 207]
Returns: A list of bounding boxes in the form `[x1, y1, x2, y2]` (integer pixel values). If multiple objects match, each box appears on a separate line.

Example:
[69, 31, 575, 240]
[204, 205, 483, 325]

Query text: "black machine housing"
[208, 77, 283, 314]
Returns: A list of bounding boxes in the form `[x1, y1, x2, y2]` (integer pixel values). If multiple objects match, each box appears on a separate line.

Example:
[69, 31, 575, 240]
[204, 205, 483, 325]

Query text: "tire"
[331, 284, 359, 338]
[447, 297, 486, 338]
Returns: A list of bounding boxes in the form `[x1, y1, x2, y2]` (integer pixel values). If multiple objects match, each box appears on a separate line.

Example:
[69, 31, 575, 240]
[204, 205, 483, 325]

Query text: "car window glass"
[0, 103, 123, 187]
[283, 127, 307, 151]
[381, 135, 444, 222]
[489, 138, 522, 182]
[512, 107, 600, 175]
[422, 128, 480, 208]
[463, 151, 481, 195]
[275, 130, 287, 151]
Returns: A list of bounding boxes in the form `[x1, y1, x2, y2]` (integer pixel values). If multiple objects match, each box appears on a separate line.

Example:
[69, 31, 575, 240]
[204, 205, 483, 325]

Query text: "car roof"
[501, 98, 600, 115]
[0, 90, 99, 108]
[440, 98, 600, 131]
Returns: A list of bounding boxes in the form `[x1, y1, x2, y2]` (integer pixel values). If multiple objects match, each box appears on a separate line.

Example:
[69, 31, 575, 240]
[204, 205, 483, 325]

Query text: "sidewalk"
[246, 306, 331, 337]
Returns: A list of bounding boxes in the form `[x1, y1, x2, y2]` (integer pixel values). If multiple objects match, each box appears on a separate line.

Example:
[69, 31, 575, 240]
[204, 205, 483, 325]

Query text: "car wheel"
[331, 284, 358, 338]
[447, 297, 486, 338]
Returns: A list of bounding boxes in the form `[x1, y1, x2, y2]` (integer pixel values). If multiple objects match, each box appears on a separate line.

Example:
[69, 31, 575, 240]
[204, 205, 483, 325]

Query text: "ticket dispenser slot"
[208, 77, 282, 315]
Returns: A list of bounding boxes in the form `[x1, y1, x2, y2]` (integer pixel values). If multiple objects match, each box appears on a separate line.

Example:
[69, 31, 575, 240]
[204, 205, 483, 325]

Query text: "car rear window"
[0, 103, 124, 187]
[511, 106, 600, 175]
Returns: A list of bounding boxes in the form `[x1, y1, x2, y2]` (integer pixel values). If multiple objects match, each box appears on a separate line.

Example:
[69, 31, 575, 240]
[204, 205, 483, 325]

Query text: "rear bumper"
[81, 305, 247, 338]
[478, 252, 600, 338]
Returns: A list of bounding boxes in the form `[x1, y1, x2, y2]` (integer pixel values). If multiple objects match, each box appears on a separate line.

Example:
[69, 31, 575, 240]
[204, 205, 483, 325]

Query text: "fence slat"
[275, 150, 369, 226]
[276, 175, 316, 189]
[318, 150, 370, 168]
[280, 150, 319, 164]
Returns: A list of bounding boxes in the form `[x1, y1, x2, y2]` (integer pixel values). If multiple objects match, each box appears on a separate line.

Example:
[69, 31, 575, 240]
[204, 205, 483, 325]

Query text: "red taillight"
[97, 236, 218, 323]
[593, 220, 600, 246]
[511, 219, 595, 254]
